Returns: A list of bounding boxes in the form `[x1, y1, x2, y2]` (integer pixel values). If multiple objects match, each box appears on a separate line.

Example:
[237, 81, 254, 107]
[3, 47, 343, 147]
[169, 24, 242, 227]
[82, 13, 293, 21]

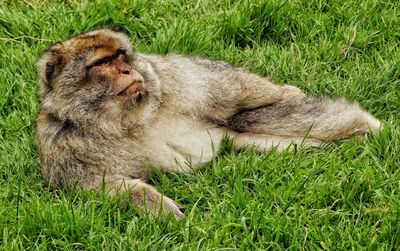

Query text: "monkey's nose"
[121, 69, 130, 75]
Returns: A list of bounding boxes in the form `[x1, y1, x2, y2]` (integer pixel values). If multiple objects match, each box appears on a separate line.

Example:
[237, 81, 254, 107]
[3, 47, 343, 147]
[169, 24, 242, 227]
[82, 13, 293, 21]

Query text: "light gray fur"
[36, 29, 381, 219]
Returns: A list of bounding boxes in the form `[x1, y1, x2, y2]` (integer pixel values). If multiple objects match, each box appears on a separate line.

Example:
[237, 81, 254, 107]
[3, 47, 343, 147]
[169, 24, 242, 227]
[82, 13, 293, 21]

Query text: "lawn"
[1, 0, 400, 249]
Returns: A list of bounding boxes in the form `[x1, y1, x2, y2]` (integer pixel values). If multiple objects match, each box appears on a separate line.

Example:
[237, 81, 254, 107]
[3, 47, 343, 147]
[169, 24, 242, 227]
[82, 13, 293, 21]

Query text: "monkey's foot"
[321, 109, 381, 141]
[351, 111, 381, 136]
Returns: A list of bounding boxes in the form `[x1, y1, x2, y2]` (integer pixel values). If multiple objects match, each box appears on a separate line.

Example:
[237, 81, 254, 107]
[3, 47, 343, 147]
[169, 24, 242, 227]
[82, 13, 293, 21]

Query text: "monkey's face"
[37, 29, 156, 122]
[85, 47, 145, 103]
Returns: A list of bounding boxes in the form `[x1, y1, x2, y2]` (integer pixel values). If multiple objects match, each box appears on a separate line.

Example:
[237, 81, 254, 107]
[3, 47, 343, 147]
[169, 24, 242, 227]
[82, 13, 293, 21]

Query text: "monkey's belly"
[146, 118, 225, 173]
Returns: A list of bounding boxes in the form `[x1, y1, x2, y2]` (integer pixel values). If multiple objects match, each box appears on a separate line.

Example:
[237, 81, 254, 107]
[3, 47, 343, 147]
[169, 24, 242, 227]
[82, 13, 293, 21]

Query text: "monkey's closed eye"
[116, 48, 126, 56]
[87, 49, 126, 69]
[87, 57, 111, 69]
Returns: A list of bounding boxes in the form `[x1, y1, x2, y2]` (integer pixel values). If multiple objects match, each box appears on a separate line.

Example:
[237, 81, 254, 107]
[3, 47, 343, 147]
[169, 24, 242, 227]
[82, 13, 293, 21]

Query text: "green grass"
[1, 0, 400, 249]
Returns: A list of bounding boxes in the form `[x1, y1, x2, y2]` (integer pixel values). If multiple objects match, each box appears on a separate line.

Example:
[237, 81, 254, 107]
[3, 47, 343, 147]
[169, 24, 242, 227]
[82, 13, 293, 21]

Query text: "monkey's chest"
[145, 117, 225, 173]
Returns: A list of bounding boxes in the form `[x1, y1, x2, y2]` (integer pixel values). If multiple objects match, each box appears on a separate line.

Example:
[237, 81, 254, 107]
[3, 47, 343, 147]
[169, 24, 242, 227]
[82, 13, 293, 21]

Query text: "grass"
[1, 0, 400, 249]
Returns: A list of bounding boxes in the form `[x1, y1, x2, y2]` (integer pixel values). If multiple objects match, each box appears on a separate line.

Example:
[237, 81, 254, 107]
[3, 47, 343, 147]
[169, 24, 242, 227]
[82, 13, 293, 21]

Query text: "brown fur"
[36, 29, 381, 219]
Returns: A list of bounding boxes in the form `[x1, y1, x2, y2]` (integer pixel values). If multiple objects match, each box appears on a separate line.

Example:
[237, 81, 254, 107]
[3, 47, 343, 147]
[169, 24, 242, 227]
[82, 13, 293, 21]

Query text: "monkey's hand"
[82, 176, 185, 220]
[130, 183, 185, 220]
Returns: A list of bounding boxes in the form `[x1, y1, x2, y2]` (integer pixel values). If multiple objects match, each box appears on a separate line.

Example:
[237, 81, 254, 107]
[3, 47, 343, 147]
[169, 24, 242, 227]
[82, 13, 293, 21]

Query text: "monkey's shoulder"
[37, 112, 79, 143]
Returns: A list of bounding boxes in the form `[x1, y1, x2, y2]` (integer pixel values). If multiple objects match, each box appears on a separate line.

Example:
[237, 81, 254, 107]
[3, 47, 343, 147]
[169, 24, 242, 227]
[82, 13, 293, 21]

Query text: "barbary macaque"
[36, 29, 380, 219]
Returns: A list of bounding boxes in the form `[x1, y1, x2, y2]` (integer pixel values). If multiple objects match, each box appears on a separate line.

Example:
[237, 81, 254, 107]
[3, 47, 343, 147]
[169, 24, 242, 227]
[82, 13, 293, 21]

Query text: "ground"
[1, 0, 400, 249]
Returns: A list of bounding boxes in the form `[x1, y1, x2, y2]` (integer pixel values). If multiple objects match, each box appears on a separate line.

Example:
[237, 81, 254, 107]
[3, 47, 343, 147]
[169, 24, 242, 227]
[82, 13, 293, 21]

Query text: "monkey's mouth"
[117, 82, 144, 99]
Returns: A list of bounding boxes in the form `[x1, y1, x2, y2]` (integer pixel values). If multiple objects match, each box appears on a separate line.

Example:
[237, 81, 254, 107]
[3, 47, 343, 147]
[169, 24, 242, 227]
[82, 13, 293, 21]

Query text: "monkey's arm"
[82, 175, 185, 219]
[36, 113, 184, 220]
[42, 161, 184, 220]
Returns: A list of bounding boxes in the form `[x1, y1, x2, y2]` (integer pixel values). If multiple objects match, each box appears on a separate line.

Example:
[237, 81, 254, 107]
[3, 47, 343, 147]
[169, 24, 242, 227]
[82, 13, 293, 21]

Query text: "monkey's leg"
[227, 96, 381, 142]
[195, 58, 306, 112]
[208, 76, 306, 123]
[234, 80, 305, 109]
[231, 132, 324, 152]
[82, 175, 184, 220]
[234, 77, 306, 110]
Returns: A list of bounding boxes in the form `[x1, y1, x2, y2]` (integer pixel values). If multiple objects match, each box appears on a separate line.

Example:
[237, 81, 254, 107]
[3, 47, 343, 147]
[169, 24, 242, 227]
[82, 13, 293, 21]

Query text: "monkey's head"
[37, 29, 161, 126]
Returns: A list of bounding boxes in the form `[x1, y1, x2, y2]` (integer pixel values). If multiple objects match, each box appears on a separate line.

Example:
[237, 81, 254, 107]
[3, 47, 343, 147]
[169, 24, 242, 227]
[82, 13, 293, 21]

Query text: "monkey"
[36, 29, 381, 220]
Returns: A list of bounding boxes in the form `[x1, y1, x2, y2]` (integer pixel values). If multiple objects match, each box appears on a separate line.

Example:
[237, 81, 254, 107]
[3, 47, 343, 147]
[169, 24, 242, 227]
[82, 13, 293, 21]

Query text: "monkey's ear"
[37, 44, 67, 102]
[44, 56, 63, 86]
[38, 43, 66, 89]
